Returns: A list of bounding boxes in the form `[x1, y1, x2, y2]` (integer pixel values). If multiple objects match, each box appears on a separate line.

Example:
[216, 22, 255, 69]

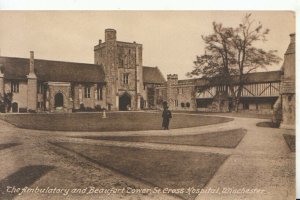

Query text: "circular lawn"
[0, 112, 233, 132]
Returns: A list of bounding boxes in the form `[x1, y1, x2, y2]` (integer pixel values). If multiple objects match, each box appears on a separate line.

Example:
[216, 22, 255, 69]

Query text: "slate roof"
[0, 56, 106, 83]
[142, 66, 166, 84]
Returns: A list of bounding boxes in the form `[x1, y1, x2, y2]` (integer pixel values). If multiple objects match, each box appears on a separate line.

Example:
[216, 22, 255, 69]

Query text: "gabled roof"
[0, 56, 105, 83]
[143, 66, 166, 84]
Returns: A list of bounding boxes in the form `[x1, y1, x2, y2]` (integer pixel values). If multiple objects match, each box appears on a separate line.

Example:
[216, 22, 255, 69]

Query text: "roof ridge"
[0, 56, 100, 66]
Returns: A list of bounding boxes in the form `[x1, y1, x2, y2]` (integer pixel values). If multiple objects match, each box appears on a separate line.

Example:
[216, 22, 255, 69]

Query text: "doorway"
[12, 102, 18, 112]
[54, 93, 64, 108]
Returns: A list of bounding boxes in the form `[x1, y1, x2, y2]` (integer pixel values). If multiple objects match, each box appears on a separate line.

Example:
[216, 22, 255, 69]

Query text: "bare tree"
[188, 13, 281, 111]
[0, 92, 13, 113]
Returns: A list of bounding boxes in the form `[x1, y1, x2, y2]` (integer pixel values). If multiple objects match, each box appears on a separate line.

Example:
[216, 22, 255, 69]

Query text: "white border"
[0, 0, 299, 198]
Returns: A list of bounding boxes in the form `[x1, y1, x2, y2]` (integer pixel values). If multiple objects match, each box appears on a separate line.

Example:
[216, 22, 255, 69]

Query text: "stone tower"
[94, 29, 118, 110]
[94, 29, 144, 111]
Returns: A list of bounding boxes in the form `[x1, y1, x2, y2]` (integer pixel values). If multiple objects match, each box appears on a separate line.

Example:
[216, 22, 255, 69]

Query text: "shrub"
[181, 102, 185, 108]
[85, 107, 93, 112]
[28, 109, 36, 113]
[19, 108, 28, 113]
[186, 102, 190, 108]
[79, 103, 85, 111]
[95, 105, 102, 111]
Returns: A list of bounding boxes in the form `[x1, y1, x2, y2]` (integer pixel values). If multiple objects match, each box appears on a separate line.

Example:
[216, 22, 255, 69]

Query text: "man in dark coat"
[162, 102, 172, 130]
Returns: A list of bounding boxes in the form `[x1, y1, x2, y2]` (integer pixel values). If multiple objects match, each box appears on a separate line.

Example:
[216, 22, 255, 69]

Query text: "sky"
[0, 11, 295, 79]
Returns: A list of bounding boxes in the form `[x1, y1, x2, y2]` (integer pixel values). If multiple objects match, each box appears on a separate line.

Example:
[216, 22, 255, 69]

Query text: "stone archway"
[119, 93, 131, 111]
[54, 93, 64, 108]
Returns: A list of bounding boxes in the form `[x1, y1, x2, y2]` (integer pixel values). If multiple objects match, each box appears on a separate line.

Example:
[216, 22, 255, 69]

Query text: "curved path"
[0, 113, 295, 200]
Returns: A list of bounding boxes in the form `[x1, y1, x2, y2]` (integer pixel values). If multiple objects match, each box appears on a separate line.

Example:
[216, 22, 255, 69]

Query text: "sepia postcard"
[0, 10, 296, 200]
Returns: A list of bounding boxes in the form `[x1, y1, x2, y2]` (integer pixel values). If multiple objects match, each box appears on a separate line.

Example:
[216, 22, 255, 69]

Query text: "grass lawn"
[77, 128, 246, 148]
[0, 112, 232, 132]
[283, 134, 295, 152]
[51, 142, 228, 200]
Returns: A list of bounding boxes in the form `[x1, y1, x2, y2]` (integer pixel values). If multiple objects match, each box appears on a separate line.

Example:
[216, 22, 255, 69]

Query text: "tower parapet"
[167, 74, 178, 85]
[105, 29, 117, 42]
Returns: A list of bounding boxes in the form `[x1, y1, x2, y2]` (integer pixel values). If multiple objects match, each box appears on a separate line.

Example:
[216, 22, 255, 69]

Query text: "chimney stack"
[30, 51, 34, 73]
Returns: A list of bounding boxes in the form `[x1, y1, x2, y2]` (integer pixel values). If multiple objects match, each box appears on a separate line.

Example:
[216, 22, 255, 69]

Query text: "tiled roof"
[0, 56, 105, 83]
[143, 66, 166, 84]
[195, 71, 282, 86]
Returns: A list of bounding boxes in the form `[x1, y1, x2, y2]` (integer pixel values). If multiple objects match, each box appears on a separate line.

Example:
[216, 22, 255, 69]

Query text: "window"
[11, 81, 19, 93]
[84, 86, 91, 98]
[178, 88, 183, 94]
[97, 86, 103, 100]
[175, 100, 178, 107]
[37, 102, 43, 109]
[38, 83, 44, 94]
[123, 73, 129, 84]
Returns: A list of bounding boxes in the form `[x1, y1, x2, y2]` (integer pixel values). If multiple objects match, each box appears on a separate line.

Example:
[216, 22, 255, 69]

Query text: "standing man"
[162, 102, 172, 130]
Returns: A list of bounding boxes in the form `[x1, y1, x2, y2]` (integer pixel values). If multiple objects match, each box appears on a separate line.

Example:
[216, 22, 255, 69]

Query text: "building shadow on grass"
[0, 143, 22, 151]
[0, 165, 55, 200]
[73, 128, 246, 149]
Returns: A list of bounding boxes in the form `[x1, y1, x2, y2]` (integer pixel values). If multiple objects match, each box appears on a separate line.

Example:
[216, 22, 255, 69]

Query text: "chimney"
[27, 51, 37, 79]
[30, 51, 34, 73]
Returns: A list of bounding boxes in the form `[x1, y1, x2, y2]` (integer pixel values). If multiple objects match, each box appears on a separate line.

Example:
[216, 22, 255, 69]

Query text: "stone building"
[155, 71, 281, 114]
[0, 29, 165, 113]
[0, 29, 294, 117]
[155, 34, 294, 115]
[279, 33, 295, 129]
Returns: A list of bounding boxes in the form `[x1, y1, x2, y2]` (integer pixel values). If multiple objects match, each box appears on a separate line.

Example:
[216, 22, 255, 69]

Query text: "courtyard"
[0, 112, 295, 200]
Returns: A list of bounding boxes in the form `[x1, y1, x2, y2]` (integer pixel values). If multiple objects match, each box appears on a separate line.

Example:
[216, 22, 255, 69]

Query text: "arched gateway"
[119, 93, 131, 111]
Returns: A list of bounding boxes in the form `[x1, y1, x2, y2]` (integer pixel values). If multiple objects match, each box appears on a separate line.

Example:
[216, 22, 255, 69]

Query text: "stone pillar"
[27, 51, 37, 111]
[137, 95, 141, 109]
[115, 94, 119, 110]
[78, 87, 83, 104]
